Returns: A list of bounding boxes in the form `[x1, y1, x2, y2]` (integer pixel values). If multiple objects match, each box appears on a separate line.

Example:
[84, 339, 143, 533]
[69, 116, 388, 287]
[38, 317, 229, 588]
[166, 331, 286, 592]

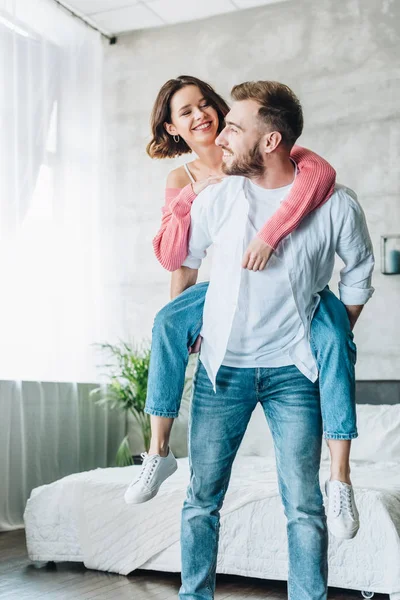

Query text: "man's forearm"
[170, 267, 198, 300]
[344, 304, 364, 331]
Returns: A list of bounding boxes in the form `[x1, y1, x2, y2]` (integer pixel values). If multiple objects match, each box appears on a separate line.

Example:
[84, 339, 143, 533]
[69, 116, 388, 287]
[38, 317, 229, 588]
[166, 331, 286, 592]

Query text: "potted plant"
[91, 341, 151, 467]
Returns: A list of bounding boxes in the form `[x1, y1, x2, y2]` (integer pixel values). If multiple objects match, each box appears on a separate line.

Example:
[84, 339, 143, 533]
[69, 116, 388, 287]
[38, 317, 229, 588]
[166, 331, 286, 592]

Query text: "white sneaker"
[325, 480, 360, 540]
[124, 449, 178, 504]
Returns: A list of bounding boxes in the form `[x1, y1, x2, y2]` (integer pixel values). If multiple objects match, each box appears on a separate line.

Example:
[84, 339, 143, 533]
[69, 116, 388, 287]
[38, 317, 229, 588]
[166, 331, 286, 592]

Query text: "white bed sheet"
[24, 457, 400, 595]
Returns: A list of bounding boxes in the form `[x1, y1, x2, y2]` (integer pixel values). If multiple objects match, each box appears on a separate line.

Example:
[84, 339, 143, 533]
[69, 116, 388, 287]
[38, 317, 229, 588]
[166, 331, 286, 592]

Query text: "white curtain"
[0, 0, 123, 530]
[0, 380, 126, 530]
[0, 0, 110, 383]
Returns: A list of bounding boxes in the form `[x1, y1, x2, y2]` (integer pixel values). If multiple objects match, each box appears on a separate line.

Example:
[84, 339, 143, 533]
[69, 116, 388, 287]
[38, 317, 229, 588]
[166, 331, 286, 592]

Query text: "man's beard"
[222, 139, 265, 178]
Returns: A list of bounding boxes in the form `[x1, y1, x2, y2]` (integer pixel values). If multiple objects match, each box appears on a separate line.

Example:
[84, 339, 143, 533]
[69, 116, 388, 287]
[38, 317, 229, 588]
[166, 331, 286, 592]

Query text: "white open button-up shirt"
[182, 176, 375, 391]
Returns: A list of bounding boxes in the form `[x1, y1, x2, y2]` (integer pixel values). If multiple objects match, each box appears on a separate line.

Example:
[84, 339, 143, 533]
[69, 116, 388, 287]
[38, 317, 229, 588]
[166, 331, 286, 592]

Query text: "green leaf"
[115, 436, 134, 467]
[91, 341, 152, 456]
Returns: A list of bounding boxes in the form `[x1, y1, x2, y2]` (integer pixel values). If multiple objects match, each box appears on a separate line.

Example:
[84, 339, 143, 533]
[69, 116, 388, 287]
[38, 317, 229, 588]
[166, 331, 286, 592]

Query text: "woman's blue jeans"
[145, 282, 357, 440]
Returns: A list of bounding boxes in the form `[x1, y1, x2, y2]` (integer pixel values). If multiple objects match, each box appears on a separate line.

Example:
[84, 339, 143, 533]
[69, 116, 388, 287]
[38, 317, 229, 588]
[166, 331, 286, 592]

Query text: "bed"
[24, 397, 400, 599]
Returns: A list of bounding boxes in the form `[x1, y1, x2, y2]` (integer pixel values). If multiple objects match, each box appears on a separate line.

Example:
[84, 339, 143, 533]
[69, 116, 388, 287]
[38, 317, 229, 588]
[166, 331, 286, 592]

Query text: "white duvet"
[24, 456, 400, 597]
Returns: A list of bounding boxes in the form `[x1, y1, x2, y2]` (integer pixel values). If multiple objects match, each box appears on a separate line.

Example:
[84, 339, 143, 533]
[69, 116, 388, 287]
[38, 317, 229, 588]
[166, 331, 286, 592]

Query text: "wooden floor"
[0, 530, 387, 600]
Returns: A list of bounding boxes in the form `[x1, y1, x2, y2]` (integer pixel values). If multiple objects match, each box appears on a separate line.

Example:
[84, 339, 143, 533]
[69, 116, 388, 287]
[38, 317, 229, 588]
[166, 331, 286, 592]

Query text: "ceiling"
[60, 0, 290, 36]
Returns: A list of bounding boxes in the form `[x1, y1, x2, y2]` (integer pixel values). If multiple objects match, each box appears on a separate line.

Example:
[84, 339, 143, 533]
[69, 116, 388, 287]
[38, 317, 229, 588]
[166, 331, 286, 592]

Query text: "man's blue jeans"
[145, 282, 358, 440]
[179, 362, 328, 600]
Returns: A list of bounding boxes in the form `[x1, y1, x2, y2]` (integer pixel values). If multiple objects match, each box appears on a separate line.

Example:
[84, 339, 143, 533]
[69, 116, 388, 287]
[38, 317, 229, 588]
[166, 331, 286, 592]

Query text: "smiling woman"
[146, 75, 229, 161]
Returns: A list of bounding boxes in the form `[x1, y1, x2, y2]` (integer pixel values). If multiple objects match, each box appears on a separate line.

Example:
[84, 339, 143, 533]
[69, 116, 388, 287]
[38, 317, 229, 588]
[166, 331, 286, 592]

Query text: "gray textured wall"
[103, 0, 400, 380]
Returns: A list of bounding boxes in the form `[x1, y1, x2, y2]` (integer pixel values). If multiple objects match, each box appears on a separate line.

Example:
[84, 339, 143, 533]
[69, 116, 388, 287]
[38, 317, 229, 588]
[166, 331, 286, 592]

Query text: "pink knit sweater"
[153, 146, 336, 272]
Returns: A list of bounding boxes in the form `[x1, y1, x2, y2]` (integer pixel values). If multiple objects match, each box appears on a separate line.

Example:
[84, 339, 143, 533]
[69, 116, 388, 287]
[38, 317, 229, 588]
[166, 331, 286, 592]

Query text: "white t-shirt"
[222, 178, 304, 368]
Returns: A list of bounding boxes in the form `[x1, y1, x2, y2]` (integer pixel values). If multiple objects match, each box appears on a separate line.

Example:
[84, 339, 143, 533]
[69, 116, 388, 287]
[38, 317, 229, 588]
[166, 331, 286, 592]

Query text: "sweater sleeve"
[257, 145, 336, 249]
[152, 184, 198, 272]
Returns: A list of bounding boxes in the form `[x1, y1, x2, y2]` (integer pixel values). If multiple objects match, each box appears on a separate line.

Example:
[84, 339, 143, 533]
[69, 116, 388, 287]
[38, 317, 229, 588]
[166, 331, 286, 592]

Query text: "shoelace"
[134, 452, 160, 487]
[332, 483, 355, 519]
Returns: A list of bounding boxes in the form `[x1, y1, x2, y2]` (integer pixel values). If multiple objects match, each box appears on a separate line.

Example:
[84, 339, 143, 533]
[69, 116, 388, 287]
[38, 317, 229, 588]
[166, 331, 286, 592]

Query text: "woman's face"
[165, 85, 220, 147]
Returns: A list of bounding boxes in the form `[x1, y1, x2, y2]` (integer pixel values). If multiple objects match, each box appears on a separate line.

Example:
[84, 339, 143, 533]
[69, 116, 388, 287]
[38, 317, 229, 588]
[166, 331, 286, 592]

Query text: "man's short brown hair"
[231, 81, 303, 148]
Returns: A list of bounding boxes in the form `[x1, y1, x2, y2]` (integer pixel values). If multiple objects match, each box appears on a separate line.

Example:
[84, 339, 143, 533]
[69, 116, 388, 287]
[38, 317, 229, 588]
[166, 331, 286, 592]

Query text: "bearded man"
[175, 81, 374, 600]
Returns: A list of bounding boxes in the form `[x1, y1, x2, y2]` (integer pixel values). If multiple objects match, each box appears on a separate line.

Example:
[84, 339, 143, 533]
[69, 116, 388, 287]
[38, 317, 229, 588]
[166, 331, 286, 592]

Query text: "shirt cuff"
[339, 282, 375, 305]
[181, 255, 202, 269]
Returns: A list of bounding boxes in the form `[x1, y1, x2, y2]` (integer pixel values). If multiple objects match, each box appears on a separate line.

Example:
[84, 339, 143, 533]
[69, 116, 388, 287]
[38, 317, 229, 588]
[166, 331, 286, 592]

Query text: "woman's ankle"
[330, 467, 351, 485]
[148, 443, 169, 457]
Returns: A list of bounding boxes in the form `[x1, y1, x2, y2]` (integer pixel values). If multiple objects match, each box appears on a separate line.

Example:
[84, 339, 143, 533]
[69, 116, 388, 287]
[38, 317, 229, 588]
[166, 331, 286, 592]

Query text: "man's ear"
[164, 122, 178, 136]
[263, 131, 282, 154]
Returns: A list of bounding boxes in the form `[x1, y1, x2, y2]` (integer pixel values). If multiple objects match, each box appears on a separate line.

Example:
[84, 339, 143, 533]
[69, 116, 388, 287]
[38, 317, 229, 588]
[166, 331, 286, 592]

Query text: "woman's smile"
[192, 120, 213, 132]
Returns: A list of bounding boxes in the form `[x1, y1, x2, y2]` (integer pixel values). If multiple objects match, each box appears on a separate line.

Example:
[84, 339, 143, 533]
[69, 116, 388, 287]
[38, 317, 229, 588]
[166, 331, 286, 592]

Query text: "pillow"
[351, 404, 400, 463]
[322, 404, 400, 463]
[239, 403, 400, 464]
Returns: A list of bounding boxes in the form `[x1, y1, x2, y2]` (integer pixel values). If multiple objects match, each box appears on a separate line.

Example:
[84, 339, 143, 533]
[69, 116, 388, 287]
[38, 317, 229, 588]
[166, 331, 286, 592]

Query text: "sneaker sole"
[124, 460, 178, 505]
[328, 523, 360, 540]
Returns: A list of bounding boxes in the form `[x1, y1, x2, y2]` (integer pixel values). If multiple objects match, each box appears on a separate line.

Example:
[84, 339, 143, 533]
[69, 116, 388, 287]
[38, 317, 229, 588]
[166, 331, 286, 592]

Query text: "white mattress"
[24, 457, 400, 596]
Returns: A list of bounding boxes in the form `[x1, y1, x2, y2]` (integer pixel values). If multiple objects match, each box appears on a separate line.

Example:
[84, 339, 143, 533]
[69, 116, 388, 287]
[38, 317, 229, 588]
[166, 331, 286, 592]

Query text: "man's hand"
[344, 305, 364, 331]
[188, 335, 202, 355]
[242, 237, 274, 271]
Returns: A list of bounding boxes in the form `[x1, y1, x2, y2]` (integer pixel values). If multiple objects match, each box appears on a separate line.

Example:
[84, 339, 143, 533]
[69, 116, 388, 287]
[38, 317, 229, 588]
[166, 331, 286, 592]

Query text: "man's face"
[215, 99, 265, 177]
